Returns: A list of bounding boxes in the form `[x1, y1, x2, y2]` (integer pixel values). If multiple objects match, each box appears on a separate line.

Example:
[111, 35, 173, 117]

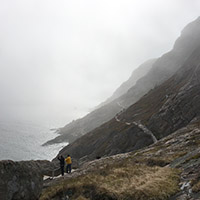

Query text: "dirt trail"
[115, 102, 158, 143]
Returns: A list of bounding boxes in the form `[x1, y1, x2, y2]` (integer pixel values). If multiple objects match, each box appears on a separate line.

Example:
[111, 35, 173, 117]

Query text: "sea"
[0, 119, 68, 161]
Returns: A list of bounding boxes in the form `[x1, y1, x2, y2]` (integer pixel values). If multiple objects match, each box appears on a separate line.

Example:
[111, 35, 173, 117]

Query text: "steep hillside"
[118, 16, 200, 107]
[41, 121, 200, 200]
[55, 43, 200, 163]
[45, 59, 155, 145]
[46, 17, 200, 145]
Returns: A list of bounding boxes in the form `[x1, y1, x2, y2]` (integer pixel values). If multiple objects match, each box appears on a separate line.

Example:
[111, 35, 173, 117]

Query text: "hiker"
[57, 155, 65, 176]
[65, 155, 72, 173]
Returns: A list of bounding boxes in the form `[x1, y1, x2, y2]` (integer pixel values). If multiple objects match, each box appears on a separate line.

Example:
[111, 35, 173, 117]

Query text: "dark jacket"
[58, 156, 65, 166]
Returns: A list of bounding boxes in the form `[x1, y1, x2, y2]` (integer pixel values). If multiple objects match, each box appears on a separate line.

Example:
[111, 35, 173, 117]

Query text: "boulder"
[0, 160, 43, 200]
[35, 160, 56, 176]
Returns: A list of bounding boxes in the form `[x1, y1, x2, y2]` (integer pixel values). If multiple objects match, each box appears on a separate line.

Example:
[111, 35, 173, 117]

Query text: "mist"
[0, 0, 200, 127]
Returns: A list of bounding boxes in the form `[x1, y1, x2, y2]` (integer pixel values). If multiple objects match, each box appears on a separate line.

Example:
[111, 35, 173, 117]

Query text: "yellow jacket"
[65, 156, 72, 164]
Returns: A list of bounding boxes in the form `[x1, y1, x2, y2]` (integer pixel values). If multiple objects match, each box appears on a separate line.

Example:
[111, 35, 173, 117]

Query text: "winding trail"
[115, 102, 158, 143]
[132, 122, 158, 143]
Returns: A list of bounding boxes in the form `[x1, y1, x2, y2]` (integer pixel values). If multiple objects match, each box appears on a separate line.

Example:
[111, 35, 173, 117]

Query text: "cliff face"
[118, 16, 200, 107]
[55, 18, 200, 163]
[47, 17, 200, 146]
[119, 45, 200, 138]
[146, 46, 200, 138]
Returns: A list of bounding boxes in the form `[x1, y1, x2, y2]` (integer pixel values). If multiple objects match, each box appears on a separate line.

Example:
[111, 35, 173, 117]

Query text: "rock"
[35, 160, 56, 176]
[0, 160, 43, 200]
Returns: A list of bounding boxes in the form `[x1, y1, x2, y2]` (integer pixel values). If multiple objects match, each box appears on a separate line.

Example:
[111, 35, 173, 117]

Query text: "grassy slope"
[40, 120, 200, 200]
[41, 165, 179, 200]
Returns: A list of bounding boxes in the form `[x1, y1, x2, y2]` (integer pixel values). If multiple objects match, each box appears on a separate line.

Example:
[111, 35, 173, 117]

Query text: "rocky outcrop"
[35, 160, 56, 176]
[0, 160, 45, 200]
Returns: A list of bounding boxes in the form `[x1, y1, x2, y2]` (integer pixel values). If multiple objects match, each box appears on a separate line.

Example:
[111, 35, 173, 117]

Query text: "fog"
[0, 0, 200, 127]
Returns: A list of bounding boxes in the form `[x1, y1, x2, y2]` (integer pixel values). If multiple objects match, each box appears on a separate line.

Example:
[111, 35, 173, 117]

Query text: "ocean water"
[0, 119, 68, 161]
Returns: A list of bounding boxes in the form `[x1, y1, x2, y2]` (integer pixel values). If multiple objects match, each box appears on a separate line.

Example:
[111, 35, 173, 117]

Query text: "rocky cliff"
[46, 17, 200, 146]
[118, 16, 200, 107]
[0, 160, 55, 200]
[54, 17, 200, 163]
[0, 160, 43, 200]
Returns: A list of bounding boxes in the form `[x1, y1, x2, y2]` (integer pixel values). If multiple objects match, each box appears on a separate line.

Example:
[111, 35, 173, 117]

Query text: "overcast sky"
[0, 0, 200, 126]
